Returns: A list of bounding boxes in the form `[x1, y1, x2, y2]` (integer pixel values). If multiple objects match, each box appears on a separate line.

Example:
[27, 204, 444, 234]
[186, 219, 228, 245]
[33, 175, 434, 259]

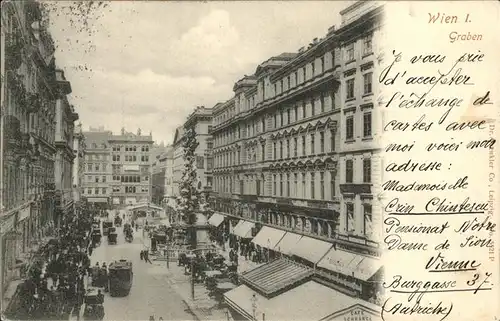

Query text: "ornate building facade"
[54, 69, 78, 226]
[210, 1, 384, 302]
[108, 128, 154, 206]
[1, 0, 82, 306]
[82, 127, 112, 208]
[212, 43, 343, 242]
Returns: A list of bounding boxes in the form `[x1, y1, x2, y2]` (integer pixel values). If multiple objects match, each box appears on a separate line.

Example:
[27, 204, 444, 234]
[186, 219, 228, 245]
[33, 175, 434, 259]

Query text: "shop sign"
[327, 304, 379, 321]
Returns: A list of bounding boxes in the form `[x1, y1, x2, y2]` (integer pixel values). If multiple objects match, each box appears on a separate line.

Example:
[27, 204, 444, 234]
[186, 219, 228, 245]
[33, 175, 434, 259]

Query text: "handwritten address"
[379, 8, 497, 321]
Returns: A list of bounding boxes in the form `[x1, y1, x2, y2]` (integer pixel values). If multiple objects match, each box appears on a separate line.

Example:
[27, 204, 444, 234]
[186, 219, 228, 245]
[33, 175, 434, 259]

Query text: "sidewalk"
[212, 242, 263, 274]
[162, 264, 229, 321]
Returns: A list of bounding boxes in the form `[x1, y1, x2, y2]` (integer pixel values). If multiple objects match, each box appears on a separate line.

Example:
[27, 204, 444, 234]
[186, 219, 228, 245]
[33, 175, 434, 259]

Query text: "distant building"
[108, 128, 154, 206]
[151, 143, 169, 206]
[82, 127, 112, 208]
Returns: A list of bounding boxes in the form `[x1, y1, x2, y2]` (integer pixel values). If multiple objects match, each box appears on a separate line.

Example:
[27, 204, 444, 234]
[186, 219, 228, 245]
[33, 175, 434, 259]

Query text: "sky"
[48, 1, 353, 145]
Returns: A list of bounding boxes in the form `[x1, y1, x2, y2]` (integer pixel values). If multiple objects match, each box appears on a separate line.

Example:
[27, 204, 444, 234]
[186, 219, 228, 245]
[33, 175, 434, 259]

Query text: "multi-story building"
[82, 127, 112, 208]
[53, 69, 78, 225]
[336, 0, 383, 246]
[151, 144, 169, 206]
[1, 0, 62, 306]
[109, 128, 154, 207]
[72, 124, 86, 204]
[211, 1, 384, 310]
[213, 44, 341, 237]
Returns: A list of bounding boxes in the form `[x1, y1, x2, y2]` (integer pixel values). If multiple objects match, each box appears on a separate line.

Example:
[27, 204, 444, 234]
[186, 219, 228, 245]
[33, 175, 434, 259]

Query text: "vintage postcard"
[1, 1, 499, 321]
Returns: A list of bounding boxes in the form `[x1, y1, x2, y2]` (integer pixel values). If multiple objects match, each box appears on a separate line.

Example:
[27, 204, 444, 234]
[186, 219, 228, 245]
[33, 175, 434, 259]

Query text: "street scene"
[2, 1, 385, 321]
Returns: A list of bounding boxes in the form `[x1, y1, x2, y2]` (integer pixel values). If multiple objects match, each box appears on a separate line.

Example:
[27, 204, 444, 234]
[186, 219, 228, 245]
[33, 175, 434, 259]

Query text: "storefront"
[317, 247, 383, 301]
[224, 280, 381, 321]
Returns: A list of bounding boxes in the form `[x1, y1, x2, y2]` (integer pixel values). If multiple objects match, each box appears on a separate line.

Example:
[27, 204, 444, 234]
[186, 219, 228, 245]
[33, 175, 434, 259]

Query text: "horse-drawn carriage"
[102, 221, 113, 236]
[108, 232, 117, 245]
[91, 230, 102, 246]
[83, 288, 104, 320]
[108, 260, 133, 297]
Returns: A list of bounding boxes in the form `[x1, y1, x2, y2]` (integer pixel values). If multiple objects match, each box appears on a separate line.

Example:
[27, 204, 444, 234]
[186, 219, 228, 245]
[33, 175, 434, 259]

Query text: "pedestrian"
[144, 249, 153, 264]
[140, 250, 144, 261]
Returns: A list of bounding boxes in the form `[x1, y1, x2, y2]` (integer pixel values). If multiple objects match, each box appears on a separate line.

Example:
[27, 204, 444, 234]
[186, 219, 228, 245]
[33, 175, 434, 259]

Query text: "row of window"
[345, 34, 373, 62]
[214, 94, 335, 149]
[84, 188, 107, 195]
[111, 175, 149, 182]
[213, 129, 336, 169]
[272, 130, 336, 160]
[87, 175, 107, 183]
[346, 112, 372, 140]
[271, 171, 337, 200]
[272, 94, 334, 130]
[213, 158, 372, 196]
[346, 72, 373, 100]
[112, 155, 150, 162]
[112, 145, 150, 152]
[86, 163, 107, 172]
[89, 143, 107, 149]
[346, 203, 373, 237]
[273, 56, 330, 97]
[85, 154, 108, 161]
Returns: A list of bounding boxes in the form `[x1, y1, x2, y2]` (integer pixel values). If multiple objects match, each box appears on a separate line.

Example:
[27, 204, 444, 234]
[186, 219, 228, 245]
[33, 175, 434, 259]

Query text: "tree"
[177, 127, 200, 250]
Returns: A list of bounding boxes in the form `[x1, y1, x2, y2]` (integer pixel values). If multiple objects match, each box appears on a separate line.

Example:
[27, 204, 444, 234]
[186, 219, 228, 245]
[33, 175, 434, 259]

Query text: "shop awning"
[87, 198, 108, 203]
[251, 226, 286, 249]
[208, 213, 225, 227]
[274, 232, 302, 255]
[232, 220, 255, 238]
[317, 248, 360, 277]
[225, 281, 379, 321]
[292, 236, 333, 264]
[354, 256, 383, 281]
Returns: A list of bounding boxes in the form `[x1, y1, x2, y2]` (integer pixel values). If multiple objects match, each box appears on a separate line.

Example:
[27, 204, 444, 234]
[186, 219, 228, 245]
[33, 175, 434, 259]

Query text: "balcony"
[26, 92, 42, 113]
[5, 32, 24, 71]
[339, 183, 371, 195]
[4, 115, 22, 148]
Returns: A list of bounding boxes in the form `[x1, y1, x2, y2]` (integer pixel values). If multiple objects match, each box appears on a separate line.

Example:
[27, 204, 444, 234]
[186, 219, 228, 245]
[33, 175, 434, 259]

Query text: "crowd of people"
[5, 208, 96, 320]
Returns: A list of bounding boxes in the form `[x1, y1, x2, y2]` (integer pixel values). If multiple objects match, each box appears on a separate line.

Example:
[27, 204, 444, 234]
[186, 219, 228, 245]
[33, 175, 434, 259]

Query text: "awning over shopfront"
[224, 281, 380, 321]
[251, 226, 286, 249]
[292, 236, 333, 264]
[208, 213, 225, 227]
[353, 256, 383, 281]
[232, 220, 255, 238]
[87, 198, 108, 203]
[127, 203, 164, 211]
[274, 232, 302, 255]
[318, 248, 370, 278]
